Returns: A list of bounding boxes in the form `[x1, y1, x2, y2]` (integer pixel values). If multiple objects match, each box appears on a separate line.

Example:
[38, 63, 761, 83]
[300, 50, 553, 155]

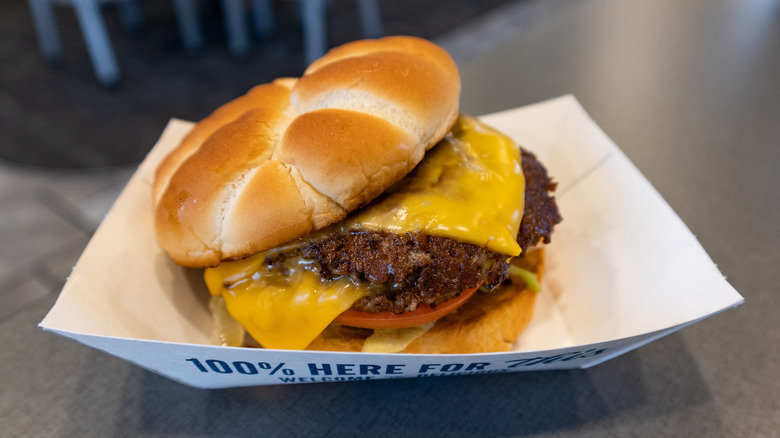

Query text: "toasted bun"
[307, 248, 545, 354]
[153, 37, 460, 267]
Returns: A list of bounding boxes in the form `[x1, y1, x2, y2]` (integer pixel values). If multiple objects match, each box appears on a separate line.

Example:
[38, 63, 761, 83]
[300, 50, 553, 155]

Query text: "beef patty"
[271, 148, 562, 314]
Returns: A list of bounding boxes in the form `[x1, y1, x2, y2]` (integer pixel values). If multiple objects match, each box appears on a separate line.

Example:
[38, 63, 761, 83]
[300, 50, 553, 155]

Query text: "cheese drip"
[205, 252, 368, 350]
[350, 115, 524, 256]
[205, 115, 525, 350]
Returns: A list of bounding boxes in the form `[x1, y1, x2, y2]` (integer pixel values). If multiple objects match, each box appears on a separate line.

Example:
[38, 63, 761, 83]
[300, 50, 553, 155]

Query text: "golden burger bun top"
[153, 36, 461, 267]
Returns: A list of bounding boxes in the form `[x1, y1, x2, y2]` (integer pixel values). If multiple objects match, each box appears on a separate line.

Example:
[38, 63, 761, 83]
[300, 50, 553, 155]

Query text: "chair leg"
[221, 0, 251, 57]
[356, 0, 382, 38]
[251, 0, 275, 40]
[172, 0, 204, 51]
[73, 0, 121, 87]
[27, 0, 64, 64]
[300, 0, 327, 65]
[117, 0, 144, 34]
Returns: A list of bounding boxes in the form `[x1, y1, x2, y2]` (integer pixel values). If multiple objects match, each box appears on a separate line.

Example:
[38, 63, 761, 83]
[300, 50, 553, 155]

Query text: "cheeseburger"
[152, 36, 561, 353]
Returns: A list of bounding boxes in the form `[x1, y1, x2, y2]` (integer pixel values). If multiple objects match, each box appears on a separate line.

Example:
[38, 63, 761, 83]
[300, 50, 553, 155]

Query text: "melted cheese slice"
[205, 115, 525, 350]
[204, 252, 367, 350]
[350, 115, 524, 256]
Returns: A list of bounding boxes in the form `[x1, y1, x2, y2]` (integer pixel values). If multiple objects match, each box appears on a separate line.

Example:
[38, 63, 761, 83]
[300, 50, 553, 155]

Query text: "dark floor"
[1, 0, 516, 168]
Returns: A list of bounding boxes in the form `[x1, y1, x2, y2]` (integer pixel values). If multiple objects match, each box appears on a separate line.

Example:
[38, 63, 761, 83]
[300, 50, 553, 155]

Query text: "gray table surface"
[3, 0, 778, 436]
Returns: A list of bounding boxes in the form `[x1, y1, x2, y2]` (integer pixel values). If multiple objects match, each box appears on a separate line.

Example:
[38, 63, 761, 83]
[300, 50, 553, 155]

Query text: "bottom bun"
[307, 248, 544, 354]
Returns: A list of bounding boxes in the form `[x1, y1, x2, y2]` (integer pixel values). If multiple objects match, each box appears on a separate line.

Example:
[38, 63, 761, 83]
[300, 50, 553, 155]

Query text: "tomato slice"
[333, 284, 481, 330]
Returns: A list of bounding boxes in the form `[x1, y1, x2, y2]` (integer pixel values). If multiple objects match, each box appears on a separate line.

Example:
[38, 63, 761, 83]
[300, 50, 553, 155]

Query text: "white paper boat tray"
[40, 96, 744, 388]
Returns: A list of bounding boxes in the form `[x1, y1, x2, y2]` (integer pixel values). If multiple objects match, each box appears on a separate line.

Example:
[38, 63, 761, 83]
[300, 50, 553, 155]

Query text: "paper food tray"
[40, 95, 744, 388]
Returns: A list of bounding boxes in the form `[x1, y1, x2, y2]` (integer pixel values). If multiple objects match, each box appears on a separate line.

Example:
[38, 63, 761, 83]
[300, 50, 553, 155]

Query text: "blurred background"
[0, 0, 571, 320]
[1, 0, 564, 168]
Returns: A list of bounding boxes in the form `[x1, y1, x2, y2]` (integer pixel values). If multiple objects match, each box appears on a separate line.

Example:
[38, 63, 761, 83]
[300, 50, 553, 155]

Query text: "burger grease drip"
[205, 115, 526, 350]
